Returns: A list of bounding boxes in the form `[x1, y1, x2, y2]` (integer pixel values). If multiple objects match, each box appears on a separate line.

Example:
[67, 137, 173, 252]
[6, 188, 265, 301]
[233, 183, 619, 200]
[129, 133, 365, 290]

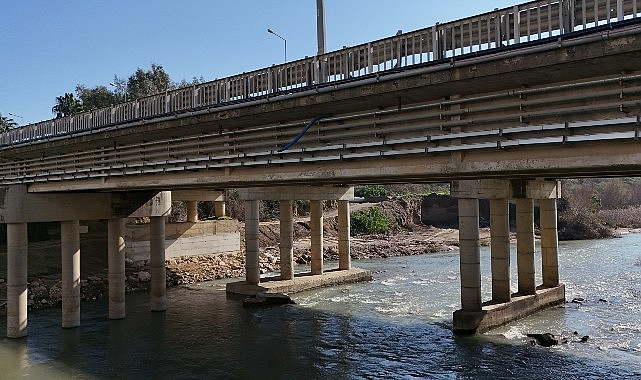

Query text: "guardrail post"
[367, 42, 374, 73]
[560, 0, 573, 34]
[617, 0, 624, 21]
[432, 25, 442, 60]
[513, 5, 520, 43]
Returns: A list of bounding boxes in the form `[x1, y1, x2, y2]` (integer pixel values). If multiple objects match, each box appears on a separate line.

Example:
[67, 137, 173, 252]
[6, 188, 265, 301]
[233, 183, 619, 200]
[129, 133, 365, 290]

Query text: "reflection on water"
[1, 235, 640, 379]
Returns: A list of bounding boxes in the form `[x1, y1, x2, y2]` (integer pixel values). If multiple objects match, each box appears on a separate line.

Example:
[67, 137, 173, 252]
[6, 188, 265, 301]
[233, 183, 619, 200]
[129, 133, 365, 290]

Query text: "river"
[1, 233, 640, 379]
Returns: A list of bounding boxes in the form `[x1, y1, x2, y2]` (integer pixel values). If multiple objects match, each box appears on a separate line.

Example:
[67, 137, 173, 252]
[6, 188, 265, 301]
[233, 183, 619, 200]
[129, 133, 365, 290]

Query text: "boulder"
[527, 333, 559, 347]
[243, 293, 295, 308]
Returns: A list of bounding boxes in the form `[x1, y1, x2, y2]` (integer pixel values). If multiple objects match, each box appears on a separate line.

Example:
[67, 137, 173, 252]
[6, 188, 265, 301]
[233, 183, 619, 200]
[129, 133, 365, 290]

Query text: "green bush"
[354, 185, 389, 198]
[351, 207, 391, 235]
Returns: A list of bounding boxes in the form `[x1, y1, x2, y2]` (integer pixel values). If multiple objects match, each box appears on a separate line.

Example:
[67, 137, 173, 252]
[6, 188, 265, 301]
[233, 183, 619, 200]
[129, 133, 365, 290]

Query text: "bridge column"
[6, 223, 28, 338]
[108, 218, 126, 319]
[516, 198, 536, 295]
[490, 198, 511, 303]
[310, 200, 324, 275]
[150, 216, 167, 311]
[186, 201, 198, 222]
[279, 200, 294, 280]
[338, 200, 351, 270]
[458, 198, 482, 311]
[540, 198, 559, 287]
[61, 220, 81, 328]
[214, 201, 226, 218]
[245, 200, 260, 284]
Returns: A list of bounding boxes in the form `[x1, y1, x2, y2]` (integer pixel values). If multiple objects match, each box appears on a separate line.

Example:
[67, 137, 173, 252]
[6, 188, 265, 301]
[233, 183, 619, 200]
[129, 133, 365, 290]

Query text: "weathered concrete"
[516, 198, 536, 295]
[125, 219, 240, 261]
[0, 186, 171, 223]
[310, 200, 324, 275]
[61, 220, 81, 328]
[186, 201, 198, 222]
[108, 218, 126, 319]
[279, 200, 294, 280]
[458, 198, 481, 312]
[238, 186, 354, 201]
[453, 285, 566, 335]
[540, 198, 560, 287]
[149, 216, 167, 311]
[6, 223, 28, 338]
[490, 198, 511, 303]
[245, 200, 260, 284]
[226, 268, 373, 296]
[338, 200, 351, 270]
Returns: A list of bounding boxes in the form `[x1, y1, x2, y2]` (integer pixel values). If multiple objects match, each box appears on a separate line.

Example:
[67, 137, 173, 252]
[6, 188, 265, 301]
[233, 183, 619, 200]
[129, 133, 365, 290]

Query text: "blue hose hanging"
[277, 115, 328, 152]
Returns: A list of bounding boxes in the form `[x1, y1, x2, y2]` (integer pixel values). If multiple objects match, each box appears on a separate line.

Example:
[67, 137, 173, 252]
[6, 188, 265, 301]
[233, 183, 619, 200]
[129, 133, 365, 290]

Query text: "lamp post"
[267, 28, 287, 63]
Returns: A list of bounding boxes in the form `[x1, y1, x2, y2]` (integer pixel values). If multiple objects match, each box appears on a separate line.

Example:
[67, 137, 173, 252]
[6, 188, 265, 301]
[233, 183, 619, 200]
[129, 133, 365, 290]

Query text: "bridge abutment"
[227, 186, 371, 295]
[452, 179, 565, 334]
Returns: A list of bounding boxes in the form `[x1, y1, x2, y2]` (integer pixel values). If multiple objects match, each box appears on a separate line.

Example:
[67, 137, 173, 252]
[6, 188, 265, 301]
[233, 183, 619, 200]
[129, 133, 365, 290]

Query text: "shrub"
[354, 185, 389, 198]
[351, 206, 391, 235]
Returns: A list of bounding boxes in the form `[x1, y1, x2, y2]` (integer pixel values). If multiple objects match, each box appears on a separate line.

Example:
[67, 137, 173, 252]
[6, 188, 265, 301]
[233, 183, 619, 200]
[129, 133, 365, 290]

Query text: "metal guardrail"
[2, 0, 640, 147]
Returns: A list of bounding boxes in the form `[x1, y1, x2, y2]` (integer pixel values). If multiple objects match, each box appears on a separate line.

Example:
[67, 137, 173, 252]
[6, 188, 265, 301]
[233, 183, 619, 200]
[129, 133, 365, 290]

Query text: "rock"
[598, 298, 607, 303]
[526, 333, 559, 347]
[580, 335, 589, 343]
[137, 271, 152, 282]
[243, 293, 295, 308]
[571, 297, 584, 304]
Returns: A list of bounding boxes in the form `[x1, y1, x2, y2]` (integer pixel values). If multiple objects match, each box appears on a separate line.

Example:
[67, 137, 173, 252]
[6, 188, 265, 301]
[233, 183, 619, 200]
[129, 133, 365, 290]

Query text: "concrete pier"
[149, 216, 167, 311]
[516, 198, 536, 295]
[452, 179, 565, 334]
[186, 201, 198, 222]
[228, 186, 369, 295]
[245, 200, 260, 284]
[61, 220, 81, 328]
[6, 223, 28, 338]
[490, 198, 511, 303]
[310, 200, 324, 275]
[279, 200, 295, 280]
[540, 199, 560, 287]
[458, 198, 482, 311]
[108, 218, 126, 319]
[338, 200, 351, 270]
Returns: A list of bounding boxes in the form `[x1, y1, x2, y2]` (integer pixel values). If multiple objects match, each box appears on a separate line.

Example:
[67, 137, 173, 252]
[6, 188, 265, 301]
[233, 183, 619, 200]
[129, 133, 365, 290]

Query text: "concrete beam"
[171, 190, 224, 202]
[238, 186, 354, 201]
[451, 180, 511, 199]
[126, 191, 172, 218]
[0, 185, 171, 223]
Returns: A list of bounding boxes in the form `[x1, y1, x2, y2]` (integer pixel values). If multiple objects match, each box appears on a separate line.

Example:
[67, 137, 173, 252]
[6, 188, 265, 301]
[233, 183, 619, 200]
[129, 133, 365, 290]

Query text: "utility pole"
[316, 0, 326, 56]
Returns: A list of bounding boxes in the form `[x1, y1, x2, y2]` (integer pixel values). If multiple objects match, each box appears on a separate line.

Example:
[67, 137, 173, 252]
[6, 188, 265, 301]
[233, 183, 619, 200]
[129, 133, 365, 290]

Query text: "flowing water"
[1, 234, 640, 379]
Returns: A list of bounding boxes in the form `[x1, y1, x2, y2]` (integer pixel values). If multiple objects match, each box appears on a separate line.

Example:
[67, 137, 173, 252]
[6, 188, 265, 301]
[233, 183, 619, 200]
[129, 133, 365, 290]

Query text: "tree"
[126, 63, 171, 99]
[75, 85, 118, 110]
[52, 93, 82, 118]
[0, 112, 18, 132]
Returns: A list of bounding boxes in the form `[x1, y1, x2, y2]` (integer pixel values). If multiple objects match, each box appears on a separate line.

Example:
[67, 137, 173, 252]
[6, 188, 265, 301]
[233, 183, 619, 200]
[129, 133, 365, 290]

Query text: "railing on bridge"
[2, 0, 640, 147]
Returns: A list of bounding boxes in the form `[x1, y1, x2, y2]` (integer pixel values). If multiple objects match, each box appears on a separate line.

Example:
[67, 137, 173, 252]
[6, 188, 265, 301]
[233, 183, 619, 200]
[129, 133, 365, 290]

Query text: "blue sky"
[1, 1, 517, 125]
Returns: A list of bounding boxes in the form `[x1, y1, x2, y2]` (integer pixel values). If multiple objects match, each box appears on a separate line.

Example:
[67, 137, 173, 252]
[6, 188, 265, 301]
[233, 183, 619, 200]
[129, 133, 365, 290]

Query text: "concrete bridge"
[2, 0, 641, 337]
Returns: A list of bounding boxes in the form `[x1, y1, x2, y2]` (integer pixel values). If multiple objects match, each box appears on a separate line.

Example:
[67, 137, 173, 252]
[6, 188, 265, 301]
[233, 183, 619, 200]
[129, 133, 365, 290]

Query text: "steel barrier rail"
[1, 0, 640, 148]
[1, 73, 640, 184]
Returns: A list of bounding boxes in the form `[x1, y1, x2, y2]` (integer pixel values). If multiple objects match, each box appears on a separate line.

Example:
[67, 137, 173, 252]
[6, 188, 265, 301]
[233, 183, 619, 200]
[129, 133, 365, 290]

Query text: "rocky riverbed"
[0, 222, 486, 312]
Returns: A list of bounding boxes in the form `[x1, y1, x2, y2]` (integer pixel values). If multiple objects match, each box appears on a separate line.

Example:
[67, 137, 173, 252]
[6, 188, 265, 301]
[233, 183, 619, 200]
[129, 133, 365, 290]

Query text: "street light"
[267, 28, 287, 63]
